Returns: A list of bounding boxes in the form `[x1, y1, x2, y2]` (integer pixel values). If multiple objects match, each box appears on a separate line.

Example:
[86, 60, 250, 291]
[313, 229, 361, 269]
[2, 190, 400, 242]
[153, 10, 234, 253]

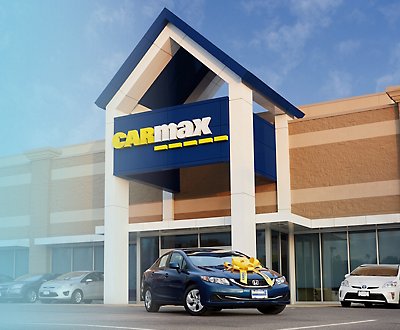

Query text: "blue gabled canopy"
[95, 8, 304, 119]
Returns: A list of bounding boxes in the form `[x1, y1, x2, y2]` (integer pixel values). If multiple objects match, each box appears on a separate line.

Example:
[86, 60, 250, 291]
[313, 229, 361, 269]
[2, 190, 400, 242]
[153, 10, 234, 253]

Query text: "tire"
[257, 305, 286, 315]
[364, 302, 373, 308]
[144, 288, 160, 312]
[183, 286, 208, 316]
[341, 301, 351, 307]
[25, 290, 38, 303]
[71, 290, 83, 304]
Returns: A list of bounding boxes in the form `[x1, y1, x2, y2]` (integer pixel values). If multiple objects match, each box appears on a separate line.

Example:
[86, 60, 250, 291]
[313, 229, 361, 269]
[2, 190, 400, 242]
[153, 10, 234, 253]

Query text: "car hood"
[0, 281, 29, 288]
[347, 275, 397, 287]
[41, 279, 78, 288]
[196, 266, 281, 279]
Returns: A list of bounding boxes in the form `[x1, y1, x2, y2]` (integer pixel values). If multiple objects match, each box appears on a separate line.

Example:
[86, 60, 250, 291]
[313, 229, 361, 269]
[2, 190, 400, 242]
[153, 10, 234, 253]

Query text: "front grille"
[230, 279, 272, 288]
[345, 292, 387, 302]
[351, 286, 379, 289]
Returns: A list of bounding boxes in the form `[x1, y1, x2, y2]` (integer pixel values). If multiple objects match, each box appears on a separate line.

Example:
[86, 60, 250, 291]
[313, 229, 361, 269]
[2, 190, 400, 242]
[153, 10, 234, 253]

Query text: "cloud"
[376, 42, 400, 91]
[246, 0, 343, 88]
[336, 40, 360, 55]
[321, 70, 353, 99]
[379, 2, 400, 27]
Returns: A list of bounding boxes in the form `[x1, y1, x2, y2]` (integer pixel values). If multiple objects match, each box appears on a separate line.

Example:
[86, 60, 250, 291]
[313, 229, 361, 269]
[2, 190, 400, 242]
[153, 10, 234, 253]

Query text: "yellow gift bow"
[224, 256, 275, 286]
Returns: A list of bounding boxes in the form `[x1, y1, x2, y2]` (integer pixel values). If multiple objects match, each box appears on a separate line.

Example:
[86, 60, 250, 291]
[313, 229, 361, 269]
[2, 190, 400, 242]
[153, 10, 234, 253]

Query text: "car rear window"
[351, 266, 399, 276]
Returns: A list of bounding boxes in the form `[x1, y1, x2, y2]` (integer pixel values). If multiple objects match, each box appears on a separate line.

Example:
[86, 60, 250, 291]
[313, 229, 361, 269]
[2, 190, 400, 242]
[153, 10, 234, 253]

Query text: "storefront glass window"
[94, 245, 104, 271]
[72, 246, 93, 271]
[161, 234, 198, 249]
[140, 236, 159, 277]
[256, 229, 266, 266]
[349, 231, 376, 271]
[271, 230, 280, 272]
[52, 247, 72, 274]
[378, 229, 400, 264]
[295, 234, 321, 301]
[322, 232, 348, 301]
[14, 248, 29, 277]
[200, 232, 231, 247]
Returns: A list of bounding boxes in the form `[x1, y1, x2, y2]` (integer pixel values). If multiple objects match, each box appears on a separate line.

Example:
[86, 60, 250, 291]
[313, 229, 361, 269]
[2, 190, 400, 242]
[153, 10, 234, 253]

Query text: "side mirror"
[85, 278, 93, 283]
[344, 273, 350, 278]
[169, 262, 180, 271]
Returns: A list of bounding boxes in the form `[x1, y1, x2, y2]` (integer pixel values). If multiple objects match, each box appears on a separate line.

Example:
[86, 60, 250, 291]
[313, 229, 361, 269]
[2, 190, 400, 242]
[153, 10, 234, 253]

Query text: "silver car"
[39, 271, 103, 304]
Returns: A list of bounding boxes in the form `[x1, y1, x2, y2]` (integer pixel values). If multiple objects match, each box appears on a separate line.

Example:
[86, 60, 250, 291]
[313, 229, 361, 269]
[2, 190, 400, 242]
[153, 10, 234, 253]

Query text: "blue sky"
[1, 0, 399, 157]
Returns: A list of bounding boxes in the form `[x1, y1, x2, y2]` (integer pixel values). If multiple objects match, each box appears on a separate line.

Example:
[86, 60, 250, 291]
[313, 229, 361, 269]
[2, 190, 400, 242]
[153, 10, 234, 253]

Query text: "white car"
[39, 271, 103, 304]
[339, 264, 399, 307]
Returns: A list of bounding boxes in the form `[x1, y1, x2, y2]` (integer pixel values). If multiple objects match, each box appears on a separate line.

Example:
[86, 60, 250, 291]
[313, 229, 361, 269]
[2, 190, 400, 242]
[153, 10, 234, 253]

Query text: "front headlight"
[201, 276, 230, 286]
[383, 280, 397, 288]
[275, 276, 286, 285]
[340, 280, 349, 287]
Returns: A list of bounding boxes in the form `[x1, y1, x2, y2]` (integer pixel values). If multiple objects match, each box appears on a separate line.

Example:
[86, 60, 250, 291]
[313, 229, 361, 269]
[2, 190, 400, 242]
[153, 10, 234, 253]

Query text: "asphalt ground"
[0, 302, 399, 330]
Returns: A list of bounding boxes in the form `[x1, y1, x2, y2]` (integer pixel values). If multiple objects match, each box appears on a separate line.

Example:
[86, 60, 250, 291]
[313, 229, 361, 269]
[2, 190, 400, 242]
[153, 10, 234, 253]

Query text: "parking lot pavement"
[0, 303, 399, 330]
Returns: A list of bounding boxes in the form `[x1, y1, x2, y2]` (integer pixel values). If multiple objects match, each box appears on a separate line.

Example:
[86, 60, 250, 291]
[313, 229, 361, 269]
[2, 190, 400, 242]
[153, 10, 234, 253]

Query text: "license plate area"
[251, 289, 268, 299]
[358, 290, 369, 297]
[43, 290, 50, 295]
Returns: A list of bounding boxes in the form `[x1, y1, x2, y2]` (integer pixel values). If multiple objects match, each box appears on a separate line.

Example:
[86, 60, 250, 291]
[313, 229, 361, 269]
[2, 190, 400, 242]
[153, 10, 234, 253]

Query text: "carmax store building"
[1, 9, 399, 304]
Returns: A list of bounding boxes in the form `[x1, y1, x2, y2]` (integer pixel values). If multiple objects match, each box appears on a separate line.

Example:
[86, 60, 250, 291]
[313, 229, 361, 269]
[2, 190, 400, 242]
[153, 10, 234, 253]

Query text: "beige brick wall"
[289, 105, 400, 219]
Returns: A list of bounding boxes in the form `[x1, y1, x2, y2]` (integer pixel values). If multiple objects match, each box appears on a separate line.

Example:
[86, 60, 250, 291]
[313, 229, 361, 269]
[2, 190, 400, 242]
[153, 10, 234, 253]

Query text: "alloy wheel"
[186, 288, 204, 313]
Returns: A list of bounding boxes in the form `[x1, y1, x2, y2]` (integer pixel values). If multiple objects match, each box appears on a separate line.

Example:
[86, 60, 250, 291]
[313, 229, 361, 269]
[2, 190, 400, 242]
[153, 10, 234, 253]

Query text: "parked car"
[141, 248, 289, 315]
[0, 274, 13, 283]
[339, 264, 400, 307]
[0, 273, 59, 303]
[39, 271, 104, 304]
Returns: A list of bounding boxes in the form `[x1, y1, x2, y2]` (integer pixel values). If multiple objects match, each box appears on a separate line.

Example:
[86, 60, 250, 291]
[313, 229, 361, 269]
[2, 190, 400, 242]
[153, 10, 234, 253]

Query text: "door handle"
[164, 273, 169, 278]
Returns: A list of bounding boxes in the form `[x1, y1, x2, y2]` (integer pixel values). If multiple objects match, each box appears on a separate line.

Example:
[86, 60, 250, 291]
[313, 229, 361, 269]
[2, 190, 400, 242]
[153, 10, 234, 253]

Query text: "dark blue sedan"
[141, 248, 290, 315]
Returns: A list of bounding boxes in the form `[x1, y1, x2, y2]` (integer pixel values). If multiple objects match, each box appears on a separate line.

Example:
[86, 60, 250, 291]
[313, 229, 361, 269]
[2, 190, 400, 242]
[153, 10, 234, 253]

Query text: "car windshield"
[351, 266, 399, 276]
[188, 252, 249, 268]
[14, 274, 42, 282]
[56, 272, 87, 280]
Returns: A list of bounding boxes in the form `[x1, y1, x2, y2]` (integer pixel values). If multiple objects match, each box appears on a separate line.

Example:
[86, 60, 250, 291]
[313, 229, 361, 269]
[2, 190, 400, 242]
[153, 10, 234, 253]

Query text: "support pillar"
[104, 108, 129, 304]
[162, 191, 174, 221]
[228, 81, 256, 257]
[275, 114, 292, 215]
[265, 227, 272, 269]
[288, 224, 296, 304]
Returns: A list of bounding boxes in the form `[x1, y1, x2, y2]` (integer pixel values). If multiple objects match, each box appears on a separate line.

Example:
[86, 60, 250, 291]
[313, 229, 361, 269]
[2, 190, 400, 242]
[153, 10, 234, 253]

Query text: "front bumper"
[199, 281, 290, 308]
[39, 288, 73, 301]
[339, 286, 399, 305]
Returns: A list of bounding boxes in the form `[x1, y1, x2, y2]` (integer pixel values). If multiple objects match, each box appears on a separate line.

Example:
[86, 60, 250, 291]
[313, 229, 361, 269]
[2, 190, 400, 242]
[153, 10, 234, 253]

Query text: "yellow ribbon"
[224, 256, 275, 286]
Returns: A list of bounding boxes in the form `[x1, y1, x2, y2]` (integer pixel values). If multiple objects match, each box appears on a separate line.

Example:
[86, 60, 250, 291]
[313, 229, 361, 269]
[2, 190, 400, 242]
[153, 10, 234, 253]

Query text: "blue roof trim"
[95, 8, 304, 118]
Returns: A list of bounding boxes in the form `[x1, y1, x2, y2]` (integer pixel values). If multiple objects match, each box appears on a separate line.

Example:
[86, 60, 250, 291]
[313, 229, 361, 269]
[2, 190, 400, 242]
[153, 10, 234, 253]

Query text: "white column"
[275, 114, 292, 215]
[228, 81, 256, 257]
[162, 191, 174, 221]
[288, 224, 296, 304]
[104, 108, 130, 304]
[265, 227, 272, 269]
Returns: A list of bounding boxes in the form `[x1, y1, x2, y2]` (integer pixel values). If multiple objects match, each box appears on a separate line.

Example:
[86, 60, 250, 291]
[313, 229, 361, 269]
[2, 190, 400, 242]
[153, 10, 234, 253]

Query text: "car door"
[161, 252, 188, 303]
[149, 253, 170, 302]
[81, 273, 97, 299]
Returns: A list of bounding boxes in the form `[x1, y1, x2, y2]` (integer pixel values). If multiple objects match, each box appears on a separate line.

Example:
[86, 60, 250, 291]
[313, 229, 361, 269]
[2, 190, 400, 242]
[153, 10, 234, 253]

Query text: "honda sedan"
[141, 249, 290, 315]
[339, 264, 400, 307]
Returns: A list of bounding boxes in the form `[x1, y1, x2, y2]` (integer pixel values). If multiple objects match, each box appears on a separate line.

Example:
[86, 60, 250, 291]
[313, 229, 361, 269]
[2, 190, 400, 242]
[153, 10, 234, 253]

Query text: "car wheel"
[183, 286, 208, 316]
[71, 290, 83, 304]
[340, 301, 351, 307]
[144, 288, 160, 312]
[25, 290, 38, 303]
[257, 305, 286, 315]
[364, 302, 373, 308]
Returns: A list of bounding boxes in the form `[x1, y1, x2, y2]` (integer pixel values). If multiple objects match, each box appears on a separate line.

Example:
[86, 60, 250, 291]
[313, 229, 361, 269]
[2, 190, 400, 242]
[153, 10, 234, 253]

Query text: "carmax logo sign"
[112, 117, 228, 151]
